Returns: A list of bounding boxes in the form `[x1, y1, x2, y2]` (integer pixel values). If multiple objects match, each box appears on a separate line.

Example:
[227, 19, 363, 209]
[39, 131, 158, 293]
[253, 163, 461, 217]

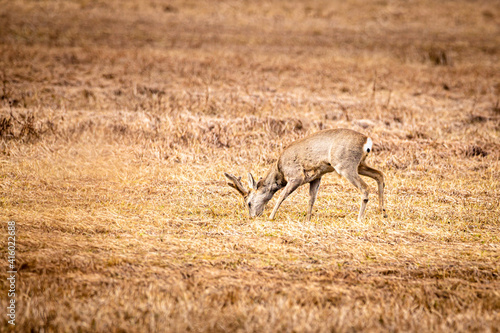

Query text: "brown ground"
[1, 0, 499, 332]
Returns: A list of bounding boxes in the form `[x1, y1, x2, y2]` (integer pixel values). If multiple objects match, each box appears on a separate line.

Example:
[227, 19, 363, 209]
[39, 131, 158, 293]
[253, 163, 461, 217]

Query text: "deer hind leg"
[337, 167, 369, 221]
[306, 177, 321, 222]
[269, 179, 302, 220]
[358, 163, 387, 218]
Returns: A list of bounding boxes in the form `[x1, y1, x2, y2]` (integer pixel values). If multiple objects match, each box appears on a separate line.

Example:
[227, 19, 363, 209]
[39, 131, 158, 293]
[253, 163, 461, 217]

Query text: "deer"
[224, 128, 387, 222]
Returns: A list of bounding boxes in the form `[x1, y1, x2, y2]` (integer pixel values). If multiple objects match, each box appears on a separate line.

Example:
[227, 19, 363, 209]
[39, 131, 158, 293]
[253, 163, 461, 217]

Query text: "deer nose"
[250, 211, 262, 218]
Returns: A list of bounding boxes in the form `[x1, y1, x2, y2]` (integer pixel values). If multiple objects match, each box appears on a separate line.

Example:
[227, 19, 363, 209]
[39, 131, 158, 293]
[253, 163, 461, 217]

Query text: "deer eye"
[248, 202, 252, 208]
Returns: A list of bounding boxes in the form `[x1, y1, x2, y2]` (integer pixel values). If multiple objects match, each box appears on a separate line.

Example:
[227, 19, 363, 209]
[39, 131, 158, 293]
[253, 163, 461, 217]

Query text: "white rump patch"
[363, 137, 373, 153]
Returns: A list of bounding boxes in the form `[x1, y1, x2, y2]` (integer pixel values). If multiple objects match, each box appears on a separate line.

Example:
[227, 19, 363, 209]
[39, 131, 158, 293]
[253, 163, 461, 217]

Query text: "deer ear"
[257, 177, 263, 188]
[248, 172, 257, 190]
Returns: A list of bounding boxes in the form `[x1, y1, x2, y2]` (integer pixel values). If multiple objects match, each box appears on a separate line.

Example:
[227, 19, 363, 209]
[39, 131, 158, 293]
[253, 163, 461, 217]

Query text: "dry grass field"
[1, 0, 500, 331]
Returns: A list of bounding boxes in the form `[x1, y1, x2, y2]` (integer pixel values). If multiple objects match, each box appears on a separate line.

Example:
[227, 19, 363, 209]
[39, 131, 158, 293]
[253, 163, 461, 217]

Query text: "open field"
[1, 0, 500, 331]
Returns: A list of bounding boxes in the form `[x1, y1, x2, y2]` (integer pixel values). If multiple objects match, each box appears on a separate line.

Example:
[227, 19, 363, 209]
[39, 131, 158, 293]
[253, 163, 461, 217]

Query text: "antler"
[224, 172, 248, 197]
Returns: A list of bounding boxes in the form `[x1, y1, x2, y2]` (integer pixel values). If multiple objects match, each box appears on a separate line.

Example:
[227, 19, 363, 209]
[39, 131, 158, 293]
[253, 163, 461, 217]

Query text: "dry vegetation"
[1, 0, 500, 331]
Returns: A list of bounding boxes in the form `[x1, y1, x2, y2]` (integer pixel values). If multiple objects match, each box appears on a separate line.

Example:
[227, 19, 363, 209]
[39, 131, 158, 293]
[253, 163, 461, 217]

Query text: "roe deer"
[224, 128, 387, 221]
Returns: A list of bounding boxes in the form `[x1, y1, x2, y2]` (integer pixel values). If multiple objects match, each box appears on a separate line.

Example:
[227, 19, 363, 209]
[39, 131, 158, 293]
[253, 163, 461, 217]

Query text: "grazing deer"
[224, 128, 387, 221]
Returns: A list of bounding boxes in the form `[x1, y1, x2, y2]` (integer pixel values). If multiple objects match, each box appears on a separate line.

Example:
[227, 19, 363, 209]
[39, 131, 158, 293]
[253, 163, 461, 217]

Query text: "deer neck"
[262, 163, 286, 194]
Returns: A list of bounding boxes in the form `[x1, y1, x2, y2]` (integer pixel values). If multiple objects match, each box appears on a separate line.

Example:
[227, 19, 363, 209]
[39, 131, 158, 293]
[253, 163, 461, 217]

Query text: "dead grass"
[0, 0, 499, 332]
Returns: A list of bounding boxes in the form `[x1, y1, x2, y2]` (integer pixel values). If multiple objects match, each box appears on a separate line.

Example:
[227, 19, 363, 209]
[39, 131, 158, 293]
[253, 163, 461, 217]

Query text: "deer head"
[224, 172, 274, 218]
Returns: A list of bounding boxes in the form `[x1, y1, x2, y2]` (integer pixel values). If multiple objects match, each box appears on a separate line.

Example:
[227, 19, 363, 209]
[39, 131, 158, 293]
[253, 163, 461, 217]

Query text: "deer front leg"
[269, 179, 302, 220]
[306, 177, 321, 222]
